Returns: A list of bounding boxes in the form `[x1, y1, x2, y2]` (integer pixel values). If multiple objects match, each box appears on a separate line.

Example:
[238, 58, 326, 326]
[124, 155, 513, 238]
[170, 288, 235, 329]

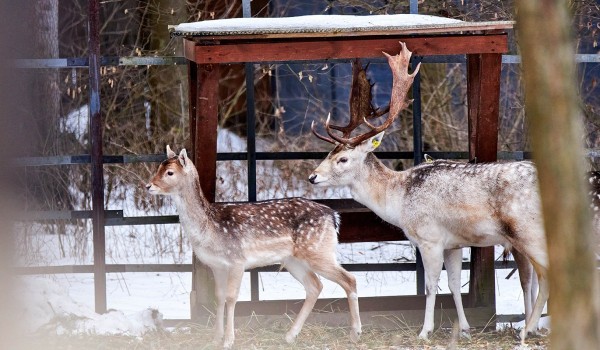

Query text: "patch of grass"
[20, 323, 549, 350]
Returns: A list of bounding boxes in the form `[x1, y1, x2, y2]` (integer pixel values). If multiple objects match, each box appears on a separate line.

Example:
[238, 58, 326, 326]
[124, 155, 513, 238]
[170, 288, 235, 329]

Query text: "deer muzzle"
[309, 172, 329, 186]
[146, 182, 159, 194]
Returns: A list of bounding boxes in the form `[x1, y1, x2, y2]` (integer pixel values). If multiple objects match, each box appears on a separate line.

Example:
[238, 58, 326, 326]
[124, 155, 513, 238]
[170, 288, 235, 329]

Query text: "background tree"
[516, 0, 600, 348]
[29, 0, 74, 219]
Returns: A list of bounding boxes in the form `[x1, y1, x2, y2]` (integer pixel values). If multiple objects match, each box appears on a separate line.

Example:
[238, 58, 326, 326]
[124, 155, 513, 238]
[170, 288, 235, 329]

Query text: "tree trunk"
[515, 1, 600, 349]
[33, 0, 60, 152]
[146, 0, 189, 141]
[30, 0, 73, 214]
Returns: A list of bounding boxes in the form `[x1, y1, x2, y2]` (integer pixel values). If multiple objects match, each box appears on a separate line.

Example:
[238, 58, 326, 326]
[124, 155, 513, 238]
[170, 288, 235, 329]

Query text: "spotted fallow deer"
[147, 146, 361, 348]
[309, 42, 548, 341]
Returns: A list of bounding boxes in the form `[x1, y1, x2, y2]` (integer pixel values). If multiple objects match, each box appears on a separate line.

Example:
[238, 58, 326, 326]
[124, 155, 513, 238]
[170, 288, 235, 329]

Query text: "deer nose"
[145, 184, 152, 190]
[308, 174, 317, 184]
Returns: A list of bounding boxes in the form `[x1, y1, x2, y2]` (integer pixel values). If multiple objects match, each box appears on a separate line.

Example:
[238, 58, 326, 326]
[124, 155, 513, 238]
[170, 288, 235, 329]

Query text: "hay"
[21, 322, 549, 350]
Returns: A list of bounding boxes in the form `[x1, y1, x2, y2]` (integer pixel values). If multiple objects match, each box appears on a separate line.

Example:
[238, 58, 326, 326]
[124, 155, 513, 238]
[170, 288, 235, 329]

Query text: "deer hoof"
[350, 329, 361, 343]
[418, 329, 431, 341]
[519, 328, 529, 341]
[222, 335, 234, 349]
[460, 329, 472, 340]
[285, 331, 298, 344]
[520, 327, 540, 341]
[212, 333, 223, 345]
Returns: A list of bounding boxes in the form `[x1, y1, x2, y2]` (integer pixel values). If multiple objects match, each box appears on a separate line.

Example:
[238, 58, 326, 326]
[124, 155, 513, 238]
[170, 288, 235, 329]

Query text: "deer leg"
[443, 248, 470, 337]
[530, 269, 539, 318]
[223, 267, 244, 350]
[512, 249, 535, 326]
[211, 266, 228, 343]
[521, 262, 548, 342]
[312, 260, 362, 342]
[511, 235, 548, 342]
[418, 245, 445, 340]
[283, 258, 323, 344]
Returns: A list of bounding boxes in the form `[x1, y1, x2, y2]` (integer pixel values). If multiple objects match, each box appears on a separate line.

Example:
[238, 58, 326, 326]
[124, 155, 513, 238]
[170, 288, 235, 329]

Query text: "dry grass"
[21, 322, 549, 350]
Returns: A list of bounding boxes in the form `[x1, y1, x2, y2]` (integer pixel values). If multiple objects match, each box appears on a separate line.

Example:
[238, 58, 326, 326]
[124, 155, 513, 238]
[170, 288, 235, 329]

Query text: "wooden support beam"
[189, 62, 220, 320]
[184, 34, 508, 64]
[467, 53, 502, 163]
[466, 53, 502, 308]
[192, 63, 220, 199]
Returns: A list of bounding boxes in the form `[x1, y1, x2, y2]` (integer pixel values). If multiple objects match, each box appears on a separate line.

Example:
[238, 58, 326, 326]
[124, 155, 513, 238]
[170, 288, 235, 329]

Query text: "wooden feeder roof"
[170, 14, 514, 40]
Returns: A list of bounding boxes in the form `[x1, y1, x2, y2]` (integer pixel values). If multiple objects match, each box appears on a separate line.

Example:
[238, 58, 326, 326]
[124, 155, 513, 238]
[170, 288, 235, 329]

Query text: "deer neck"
[350, 153, 407, 226]
[172, 176, 216, 241]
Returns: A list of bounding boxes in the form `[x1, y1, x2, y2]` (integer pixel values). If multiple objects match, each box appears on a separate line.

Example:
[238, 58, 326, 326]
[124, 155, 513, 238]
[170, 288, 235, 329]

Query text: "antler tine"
[311, 113, 368, 147]
[323, 113, 362, 145]
[367, 105, 390, 120]
[311, 115, 337, 145]
[383, 41, 420, 120]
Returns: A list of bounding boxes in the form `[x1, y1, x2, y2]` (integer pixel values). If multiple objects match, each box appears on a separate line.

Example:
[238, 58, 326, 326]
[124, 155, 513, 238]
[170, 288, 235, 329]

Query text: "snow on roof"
[171, 14, 465, 36]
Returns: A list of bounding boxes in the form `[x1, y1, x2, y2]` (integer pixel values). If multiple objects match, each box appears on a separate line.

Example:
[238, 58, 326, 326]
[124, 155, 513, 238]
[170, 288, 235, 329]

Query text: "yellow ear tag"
[372, 139, 381, 149]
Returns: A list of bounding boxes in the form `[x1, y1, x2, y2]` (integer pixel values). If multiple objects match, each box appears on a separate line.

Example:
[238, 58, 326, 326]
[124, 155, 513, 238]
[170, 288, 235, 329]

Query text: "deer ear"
[178, 149, 189, 167]
[166, 145, 176, 158]
[360, 131, 385, 153]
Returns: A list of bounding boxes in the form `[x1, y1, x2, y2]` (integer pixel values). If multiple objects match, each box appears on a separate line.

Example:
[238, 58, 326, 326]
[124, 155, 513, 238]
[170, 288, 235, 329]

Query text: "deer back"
[397, 160, 542, 248]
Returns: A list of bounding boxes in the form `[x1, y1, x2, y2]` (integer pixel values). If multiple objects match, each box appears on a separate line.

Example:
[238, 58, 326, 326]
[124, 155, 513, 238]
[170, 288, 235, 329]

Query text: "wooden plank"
[232, 294, 474, 315]
[184, 39, 195, 62]
[14, 261, 525, 276]
[466, 53, 502, 309]
[338, 211, 405, 243]
[188, 34, 508, 64]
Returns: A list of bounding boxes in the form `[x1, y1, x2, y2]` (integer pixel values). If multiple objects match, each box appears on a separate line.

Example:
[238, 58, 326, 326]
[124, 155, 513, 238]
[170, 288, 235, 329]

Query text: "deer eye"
[338, 157, 348, 164]
[167, 171, 174, 176]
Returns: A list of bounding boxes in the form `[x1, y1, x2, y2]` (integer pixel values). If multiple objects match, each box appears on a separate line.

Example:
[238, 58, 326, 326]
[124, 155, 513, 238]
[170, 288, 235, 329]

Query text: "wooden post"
[189, 62, 220, 320]
[466, 53, 501, 309]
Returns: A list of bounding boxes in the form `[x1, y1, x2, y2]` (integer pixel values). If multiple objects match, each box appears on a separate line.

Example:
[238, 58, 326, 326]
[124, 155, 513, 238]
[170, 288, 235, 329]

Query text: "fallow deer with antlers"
[147, 146, 361, 348]
[309, 42, 548, 341]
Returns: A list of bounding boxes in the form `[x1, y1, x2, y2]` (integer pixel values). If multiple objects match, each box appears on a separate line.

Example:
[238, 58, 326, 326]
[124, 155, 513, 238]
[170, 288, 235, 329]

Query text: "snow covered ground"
[17, 245, 543, 335]
[14, 127, 548, 337]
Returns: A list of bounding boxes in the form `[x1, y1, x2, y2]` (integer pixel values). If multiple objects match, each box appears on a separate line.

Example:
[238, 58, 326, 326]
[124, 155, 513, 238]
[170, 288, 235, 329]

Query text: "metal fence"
[15, 0, 600, 324]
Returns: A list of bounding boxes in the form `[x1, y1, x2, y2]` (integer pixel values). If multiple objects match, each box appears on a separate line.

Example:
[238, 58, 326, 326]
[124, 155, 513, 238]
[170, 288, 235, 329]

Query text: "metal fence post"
[88, 0, 107, 314]
[242, 0, 260, 302]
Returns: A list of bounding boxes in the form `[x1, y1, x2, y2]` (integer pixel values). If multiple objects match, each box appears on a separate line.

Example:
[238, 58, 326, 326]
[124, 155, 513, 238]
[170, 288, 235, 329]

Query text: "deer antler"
[312, 42, 420, 148]
[311, 59, 376, 145]
[328, 60, 378, 135]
